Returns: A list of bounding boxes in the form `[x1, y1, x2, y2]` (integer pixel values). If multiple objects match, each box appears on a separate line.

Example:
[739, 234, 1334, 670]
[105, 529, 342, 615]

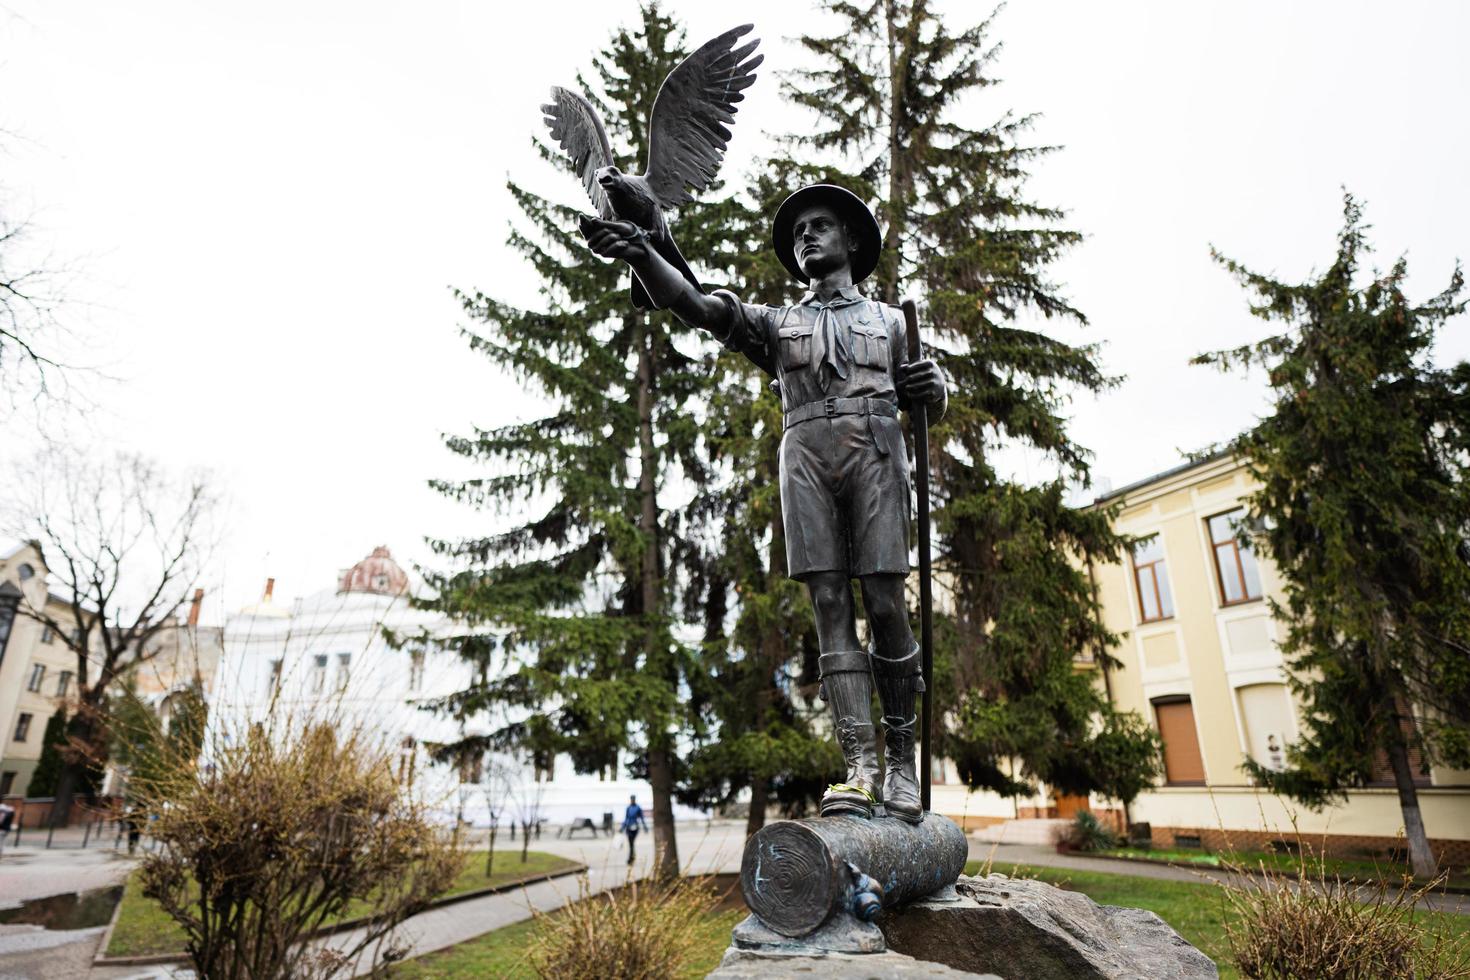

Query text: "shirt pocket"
[851, 318, 889, 371]
[778, 324, 815, 372]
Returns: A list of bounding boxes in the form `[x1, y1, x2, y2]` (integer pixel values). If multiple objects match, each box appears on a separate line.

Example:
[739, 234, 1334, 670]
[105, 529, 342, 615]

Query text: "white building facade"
[211, 546, 688, 826]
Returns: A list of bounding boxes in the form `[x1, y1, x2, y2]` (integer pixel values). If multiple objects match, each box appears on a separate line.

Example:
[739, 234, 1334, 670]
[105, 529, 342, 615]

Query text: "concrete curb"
[90, 860, 589, 968]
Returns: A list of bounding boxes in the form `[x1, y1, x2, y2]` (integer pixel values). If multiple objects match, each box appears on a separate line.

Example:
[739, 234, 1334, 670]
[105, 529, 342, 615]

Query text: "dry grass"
[527, 874, 720, 980]
[1220, 850, 1470, 980]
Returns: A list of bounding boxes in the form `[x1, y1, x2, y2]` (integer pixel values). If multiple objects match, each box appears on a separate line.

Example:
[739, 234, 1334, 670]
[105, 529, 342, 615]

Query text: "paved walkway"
[1, 833, 137, 904]
[327, 821, 748, 977]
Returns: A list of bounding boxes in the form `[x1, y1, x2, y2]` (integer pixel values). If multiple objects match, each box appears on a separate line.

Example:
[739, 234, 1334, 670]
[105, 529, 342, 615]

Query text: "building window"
[1368, 706, 1432, 788]
[26, 663, 45, 692]
[398, 736, 417, 782]
[56, 671, 72, 698]
[1153, 697, 1205, 785]
[1236, 683, 1292, 773]
[409, 650, 425, 691]
[13, 713, 32, 742]
[312, 654, 328, 693]
[16, 563, 34, 581]
[1131, 534, 1175, 622]
[336, 653, 351, 691]
[40, 626, 54, 645]
[1207, 509, 1263, 605]
[0, 771, 14, 796]
[267, 659, 283, 695]
[458, 753, 483, 784]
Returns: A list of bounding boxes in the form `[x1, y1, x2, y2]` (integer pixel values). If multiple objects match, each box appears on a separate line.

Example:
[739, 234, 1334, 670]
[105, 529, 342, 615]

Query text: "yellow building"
[0, 541, 81, 799]
[1093, 453, 1470, 865]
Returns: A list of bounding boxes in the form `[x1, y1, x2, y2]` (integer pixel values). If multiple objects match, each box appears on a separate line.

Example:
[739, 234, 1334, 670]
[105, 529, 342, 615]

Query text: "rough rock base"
[708, 945, 1000, 979]
[880, 873, 1218, 980]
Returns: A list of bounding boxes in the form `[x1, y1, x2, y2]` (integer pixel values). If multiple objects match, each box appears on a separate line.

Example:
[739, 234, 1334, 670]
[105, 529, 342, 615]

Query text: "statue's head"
[772, 184, 881, 285]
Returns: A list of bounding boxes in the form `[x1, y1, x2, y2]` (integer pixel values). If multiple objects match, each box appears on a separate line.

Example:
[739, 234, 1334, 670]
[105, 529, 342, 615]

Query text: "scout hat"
[772, 183, 882, 284]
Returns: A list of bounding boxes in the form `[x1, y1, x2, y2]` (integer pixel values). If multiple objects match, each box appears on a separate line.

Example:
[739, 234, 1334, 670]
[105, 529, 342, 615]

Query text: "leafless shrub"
[136, 715, 463, 979]
[1220, 848, 1470, 979]
[528, 874, 718, 980]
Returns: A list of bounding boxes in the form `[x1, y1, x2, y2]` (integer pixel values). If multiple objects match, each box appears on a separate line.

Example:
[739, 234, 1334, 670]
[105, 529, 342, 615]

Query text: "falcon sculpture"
[542, 24, 762, 310]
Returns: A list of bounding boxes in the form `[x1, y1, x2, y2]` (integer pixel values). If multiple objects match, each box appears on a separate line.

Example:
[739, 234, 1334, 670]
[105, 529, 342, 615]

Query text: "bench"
[559, 817, 601, 838]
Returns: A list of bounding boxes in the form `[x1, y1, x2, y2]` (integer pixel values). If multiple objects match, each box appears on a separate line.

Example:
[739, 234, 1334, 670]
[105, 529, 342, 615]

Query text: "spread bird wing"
[644, 24, 762, 209]
[541, 86, 616, 219]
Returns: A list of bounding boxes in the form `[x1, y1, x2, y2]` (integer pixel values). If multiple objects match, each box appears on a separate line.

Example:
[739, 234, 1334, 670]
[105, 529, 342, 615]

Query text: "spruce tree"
[782, 0, 1161, 802]
[26, 706, 69, 798]
[109, 686, 165, 799]
[422, 4, 738, 877]
[1194, 195, 1470, 878]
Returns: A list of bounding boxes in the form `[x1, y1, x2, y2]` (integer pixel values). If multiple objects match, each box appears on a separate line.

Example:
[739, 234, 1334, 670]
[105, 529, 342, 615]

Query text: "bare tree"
[0, 199, 85, 412]
[508, 757, 547, 865]
[481, 755, 514, 877]
[6, 448, 216, 825]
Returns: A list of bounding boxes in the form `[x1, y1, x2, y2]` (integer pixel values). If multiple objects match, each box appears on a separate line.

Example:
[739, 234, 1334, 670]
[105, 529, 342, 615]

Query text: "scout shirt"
[709, 285, 913, 578]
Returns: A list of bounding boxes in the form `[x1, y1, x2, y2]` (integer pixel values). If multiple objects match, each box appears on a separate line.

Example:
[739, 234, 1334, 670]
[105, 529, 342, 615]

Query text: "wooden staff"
[900, 297, 933, 813]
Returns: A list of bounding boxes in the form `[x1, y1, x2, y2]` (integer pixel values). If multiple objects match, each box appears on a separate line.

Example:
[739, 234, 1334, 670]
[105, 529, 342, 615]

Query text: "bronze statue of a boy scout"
[583, 184, 946, 823]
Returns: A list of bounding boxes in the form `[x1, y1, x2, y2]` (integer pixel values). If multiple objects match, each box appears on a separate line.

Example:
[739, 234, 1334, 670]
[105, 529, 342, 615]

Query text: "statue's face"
[792, 204, 855, 279]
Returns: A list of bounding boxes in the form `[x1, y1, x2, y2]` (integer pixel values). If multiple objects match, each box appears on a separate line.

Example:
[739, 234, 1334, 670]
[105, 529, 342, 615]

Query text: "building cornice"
[1091, 450, 1238, 510]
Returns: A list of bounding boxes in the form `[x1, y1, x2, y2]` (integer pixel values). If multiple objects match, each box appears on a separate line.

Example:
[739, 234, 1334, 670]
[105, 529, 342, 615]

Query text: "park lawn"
[390, 907, 747, 979]
[1095, 846, 1470, 889]
[968, 860, 1470, 980]
[104, 850, 580, 958]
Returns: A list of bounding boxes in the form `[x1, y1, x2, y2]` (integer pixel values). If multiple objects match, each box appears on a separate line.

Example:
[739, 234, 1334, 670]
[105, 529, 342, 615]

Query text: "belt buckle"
[823, 397, 838, 417]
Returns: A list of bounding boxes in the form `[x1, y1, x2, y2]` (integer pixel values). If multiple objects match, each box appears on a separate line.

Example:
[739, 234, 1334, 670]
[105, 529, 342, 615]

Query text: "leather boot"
[818, 650, 880, 818]
[872, 640, 924, 824]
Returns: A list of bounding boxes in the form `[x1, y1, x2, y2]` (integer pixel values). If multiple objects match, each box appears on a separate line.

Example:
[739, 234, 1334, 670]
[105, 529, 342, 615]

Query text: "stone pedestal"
[710, 872, 1219, 979]
[880, 873, 1219, 979]
[709, 946, 999, 979]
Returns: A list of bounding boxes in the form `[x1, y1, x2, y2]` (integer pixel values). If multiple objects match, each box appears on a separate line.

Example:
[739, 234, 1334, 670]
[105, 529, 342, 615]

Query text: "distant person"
[621, 795, 648, 867]
[125, 805, 143, 854]
[0, 801, 15, 836]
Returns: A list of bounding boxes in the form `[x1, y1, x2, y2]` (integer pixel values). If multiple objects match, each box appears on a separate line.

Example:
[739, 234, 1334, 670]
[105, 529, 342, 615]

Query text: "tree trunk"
[50, 706, 101, 828]
[49, 766, 77, 829]
[1383, 698, 1438, 879]
[521, 821, 531, 863]
[486, 824, 497, 877]
[636, 324, 680, 881]
[648, 743, 678, 878]
[880, 0, 915, 304]
[745, 776, 769, 838]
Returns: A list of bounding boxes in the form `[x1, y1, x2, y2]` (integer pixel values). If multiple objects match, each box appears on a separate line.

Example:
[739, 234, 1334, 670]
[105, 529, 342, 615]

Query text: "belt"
[783, 396, 898, 429]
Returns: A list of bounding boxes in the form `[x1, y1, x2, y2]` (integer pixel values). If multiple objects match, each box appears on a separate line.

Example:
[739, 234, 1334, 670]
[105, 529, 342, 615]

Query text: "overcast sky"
[3, 0, 1468, 621]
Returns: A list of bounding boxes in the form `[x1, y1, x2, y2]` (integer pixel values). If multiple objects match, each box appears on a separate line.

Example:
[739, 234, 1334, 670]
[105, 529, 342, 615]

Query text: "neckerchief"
[803, 286, 862, 392]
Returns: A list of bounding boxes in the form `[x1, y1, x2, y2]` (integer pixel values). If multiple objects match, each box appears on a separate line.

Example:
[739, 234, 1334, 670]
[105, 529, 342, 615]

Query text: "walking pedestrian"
[621, 795, 647, 866]
[0, 801, 13, 856]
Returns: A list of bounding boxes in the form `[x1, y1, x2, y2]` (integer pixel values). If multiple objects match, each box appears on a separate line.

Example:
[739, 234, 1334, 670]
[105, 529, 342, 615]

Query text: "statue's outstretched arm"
[580, 216, 732, 335]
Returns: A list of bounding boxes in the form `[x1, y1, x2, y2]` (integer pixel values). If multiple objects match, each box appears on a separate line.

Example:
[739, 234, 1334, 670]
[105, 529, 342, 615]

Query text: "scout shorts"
[779, 411, 911, 579]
